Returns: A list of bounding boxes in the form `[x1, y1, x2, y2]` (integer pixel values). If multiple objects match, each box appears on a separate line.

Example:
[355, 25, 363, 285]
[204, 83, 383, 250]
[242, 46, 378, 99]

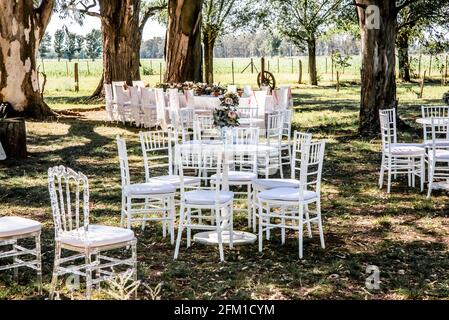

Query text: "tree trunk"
[307, 39, 318, 85]
[0, 118, 27, 159]
[204, 33, 215, 84]
[90, 0, 142, 98]
[164, 0, 203, 83]
[397, 29, 411, 82]
[357, 0, 398, 136]
[0, 0, 55, 119]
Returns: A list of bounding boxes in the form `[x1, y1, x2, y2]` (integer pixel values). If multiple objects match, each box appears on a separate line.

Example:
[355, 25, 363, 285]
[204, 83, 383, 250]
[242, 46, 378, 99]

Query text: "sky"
[46, 14, 166, 40]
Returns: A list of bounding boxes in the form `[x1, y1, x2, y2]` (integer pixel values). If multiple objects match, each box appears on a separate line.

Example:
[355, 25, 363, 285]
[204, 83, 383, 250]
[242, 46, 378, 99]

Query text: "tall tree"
[63, 0, 167, 97]
[54, 28, 65, 62]
[396, 0, 449, 82]
[85, 29, 102, 61]
[272, 0, 346, 85]
[39, 33, 53, 58]
[164, 0, 204, 83]
[75, 34, 85, 60]
[64, 28, 77, 62]
[202, 0, 258, 83]
[0, 0, 55, 118]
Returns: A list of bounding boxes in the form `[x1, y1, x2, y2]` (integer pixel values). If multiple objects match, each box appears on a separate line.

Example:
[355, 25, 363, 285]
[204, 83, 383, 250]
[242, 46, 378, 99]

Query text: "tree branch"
[139, 2, 167, 32]
[35, 0, 55, 35]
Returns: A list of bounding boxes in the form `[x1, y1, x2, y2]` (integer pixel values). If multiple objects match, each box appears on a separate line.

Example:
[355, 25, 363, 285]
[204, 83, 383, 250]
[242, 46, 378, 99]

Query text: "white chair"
[193, 114, 219, 140]
[104, 84, 116, 122]
[132, 80, 145, 88]
[264, 112, 285, 178]
[422, 106, 449, 148]
[185, 90, 196, 109]
[257, 140, 326, 259]
[129, 86, 143, 127]
[155, 88, 168, 130]
[279, 86, 291, 110]
[48, 165, 137, 299]
[141, 88, 157, 128]
[179, 108, 195, 141]
[253, 132, 312, 231]
[112, 81, 126, 102]
[379, 109, 425, 193]
[0, 216, 42, 292]
[174, 145, 234, 262]
[140, 130, 200, 189]
[279, 109, 293, 171]
[426, 117, 449, 198]
[168, 88, 181, 124]
[115, 85, 131, 124]
[251, 91, 268, 115]
[116, 136, 176, 241]
[213, 127, 259, 228]
[228, 85, 237, 94]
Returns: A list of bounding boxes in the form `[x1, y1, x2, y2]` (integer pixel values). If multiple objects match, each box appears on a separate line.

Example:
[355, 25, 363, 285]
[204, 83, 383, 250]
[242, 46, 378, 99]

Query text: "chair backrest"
[168, 89, 180, 120]
[243, 85, 253, 97]
[298, 140, 326, 197]
[133, 80, 145, 88]
[116, 136, 132, 188]
[428, 117, 449, 155]
[112, 81, 126, 100]
[238, 107, 258, 120]
[175, 144, 228, 200]
[279, 86, 290, 110]
[140, 130, 173, 182]
[228, 85, 237, 94]
[115, 85, 130, 106]
[48, 165, 90, 238]
[229, 127, 259, 145]
[379, 109, 397, 150]
[266, 112, 283, 145]
[281, 109, 293, 139]
[193, 114, 218, 140]
[422, 106, 449, 119]
[180, 108, 195, 130]
[141, 88, 155, 107]
[129, 86, 141, 106]
[291, 131, 312, 180]
[422, 106, 449, 144]
[104, 84, 114, 105]
[155, 88, 167, 124]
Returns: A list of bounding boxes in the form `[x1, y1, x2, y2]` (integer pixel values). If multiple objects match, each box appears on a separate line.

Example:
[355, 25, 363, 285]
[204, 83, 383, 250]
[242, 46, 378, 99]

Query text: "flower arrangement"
[443, 92, 449, 105]
[213, 92, 240, 128]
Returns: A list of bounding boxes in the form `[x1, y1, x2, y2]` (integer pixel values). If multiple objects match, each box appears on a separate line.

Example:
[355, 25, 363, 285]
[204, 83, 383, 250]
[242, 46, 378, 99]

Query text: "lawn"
[1, 79, 449, 300]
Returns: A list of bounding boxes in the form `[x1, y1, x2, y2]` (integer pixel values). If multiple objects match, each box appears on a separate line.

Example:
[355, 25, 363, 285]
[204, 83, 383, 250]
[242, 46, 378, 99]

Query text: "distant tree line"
[38, 28, 102, 61]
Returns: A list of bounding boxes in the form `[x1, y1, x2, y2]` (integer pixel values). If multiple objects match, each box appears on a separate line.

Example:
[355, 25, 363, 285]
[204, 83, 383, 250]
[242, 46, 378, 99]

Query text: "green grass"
[1, 75, 449, 300]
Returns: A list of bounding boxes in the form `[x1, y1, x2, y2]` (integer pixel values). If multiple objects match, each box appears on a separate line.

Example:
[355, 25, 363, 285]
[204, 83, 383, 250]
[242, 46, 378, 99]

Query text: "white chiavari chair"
[263, 112, 284, 178]
[193, 114, 219, 140]
[116, 136, 176, 241]
[141, 88, 157, 128]
[104, 84, 116, 122]
[257, 140, 326, 259]
[168, 88, 181, 124]
[129, 86, 143, 127]
[112, 81, 126, 102]
[48, 165, 137, 300]
[155, 88, 168, 130]
[115, 85, 131, 124]
[421, 106, 449, 148]
[174, 145, 234, 262]
[379, 109, 425, 193]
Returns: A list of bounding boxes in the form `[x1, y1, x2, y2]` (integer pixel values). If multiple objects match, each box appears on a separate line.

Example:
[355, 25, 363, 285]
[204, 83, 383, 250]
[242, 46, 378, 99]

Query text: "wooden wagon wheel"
[257, 71, 276, 90]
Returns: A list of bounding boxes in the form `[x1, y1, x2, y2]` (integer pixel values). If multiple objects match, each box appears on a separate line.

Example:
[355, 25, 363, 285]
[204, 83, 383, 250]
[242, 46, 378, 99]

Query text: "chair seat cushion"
[0, 216, 42, 238]
[253, 178, 301, 190]
[428, 149, 449, 160]
[148, 175, 200, 187]
[258, 188, 317, 202]
[424, 140, 449, 148]
[124, 182, 175, 196]
[185, 190, 234, 205]
[211, 171, 257, 182]
[386, 143, 425, 156]
[59, 225, 135, 248]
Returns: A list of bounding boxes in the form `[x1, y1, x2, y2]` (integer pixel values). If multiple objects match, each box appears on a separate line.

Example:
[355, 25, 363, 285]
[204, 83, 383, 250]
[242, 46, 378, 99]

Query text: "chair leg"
[126, 196, 132, 229]
[266, 204, 271, 240]
[120, 193, 126, 228]
[229, 206, 234, 250]
[316, 200, 325, 249]
[420, 156, 425, 192]
[387, 158, 392, 194]
[258, 203, 263, 252]
[170, 196, 175, 245]
[49, 244, 61, 300]
[85, 250, 93, 300]
[281, 205, 286, 245]
[298, 205, 304, 259]
[305, 204, 313, 238]
[247, 184, 252, 228]
[216, 217, 225, 262]
[174, 204, 185, 260]
[427, 162, 435, 199]
[186, 208, 192, 248]
[379, 155, 385, 189]
[36, 233, 42, 294]
[132, 241, 138, 299]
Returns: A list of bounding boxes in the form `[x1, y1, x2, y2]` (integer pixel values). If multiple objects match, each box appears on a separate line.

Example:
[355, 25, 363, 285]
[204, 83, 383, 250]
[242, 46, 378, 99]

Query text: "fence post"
[231, 60, 235, 85]
[336, 71, 340, 92]
[267, 60, 270, 72]
[325, 57, 328, 74]
[251, 58, 254, 74]
[429, 55, 433, 78]
[66, 60, 69, 76]
[159, 63, 162, 83]
[277, 58, 280, 73]
[74, 62, 79, 92]
[445, 55, 448, 85]
[86, 60, 90, 75]
[291, 58, 294, 74]
[298, 60, 302, 84]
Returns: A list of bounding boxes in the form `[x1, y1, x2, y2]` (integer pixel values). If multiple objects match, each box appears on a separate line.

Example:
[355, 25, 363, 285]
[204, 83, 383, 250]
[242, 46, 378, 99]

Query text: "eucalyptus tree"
[85, 29, 102, 61]
[54, 28, 65, 61]
[0, 0, 55, 118]
[164, 0, 204, 83]
[355, 0, 449, 135]
[39, 33, 53, 58]
[62, 0, 167, 97]
[271, 0, 347, 85]
[201, 0, 262, 83]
